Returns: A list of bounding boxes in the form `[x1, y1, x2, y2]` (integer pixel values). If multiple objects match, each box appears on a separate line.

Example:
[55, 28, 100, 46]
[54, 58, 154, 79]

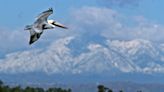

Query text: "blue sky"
[0, 0, 164, 57]
[0, 0, 98, 28]
[0, 0, 164, 28]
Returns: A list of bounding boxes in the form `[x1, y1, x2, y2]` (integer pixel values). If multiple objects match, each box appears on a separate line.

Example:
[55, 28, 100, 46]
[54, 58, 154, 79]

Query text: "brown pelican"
[25, 8, 68, 45]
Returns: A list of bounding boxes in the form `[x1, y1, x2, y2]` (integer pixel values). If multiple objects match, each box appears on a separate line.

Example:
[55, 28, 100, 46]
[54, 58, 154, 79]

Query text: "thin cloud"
[71, 6, 164, 43]
[0, 28, 28, 55]
[0, 26, 69, 56]
[97, 0, 143, 7]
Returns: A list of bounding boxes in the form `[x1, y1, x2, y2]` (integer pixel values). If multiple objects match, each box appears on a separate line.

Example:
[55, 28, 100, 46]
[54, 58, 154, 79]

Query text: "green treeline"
[0, 80, 71, 92]
[0, 80, 143, 92]
[97, 85, 142, 92]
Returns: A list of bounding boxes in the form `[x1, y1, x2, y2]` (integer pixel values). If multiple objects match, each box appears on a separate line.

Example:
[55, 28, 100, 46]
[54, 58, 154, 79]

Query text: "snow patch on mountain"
[0, 37, 164, 74]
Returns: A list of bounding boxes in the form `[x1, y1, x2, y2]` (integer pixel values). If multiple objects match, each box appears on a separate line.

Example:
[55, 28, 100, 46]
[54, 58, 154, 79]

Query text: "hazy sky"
[0, 0, 164, 57]
[0, 0, 164, 28]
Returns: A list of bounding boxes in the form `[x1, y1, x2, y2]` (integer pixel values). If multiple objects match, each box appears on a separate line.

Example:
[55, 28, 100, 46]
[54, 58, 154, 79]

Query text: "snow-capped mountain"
[0, 37, 164, 75]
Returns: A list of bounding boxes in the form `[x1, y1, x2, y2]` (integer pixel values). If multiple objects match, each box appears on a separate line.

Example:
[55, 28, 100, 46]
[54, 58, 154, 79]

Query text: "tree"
[98, 85, 105, 92]
[0, 80, 3, 86]
[24, 86, 35, 92]
[11, 86, 22, 92]
[35, 87, 45, 92]
[0, 80, 72, 92]
[2, 85, 10, 92]
[119, 90, 123, 92]
[108, 89, 113, 92]
[68, 88, 72, 92]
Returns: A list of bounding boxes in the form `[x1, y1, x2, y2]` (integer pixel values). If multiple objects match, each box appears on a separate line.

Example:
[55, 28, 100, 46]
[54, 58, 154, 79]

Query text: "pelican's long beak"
[53, 22, 68, 29]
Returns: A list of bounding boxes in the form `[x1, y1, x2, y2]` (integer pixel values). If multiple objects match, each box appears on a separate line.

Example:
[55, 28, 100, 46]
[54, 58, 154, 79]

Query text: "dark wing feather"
[29, 33, 42, 45]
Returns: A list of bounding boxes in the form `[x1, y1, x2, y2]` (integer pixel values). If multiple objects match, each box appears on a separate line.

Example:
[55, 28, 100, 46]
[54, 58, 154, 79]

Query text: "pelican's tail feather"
[25, 25, 32, 30]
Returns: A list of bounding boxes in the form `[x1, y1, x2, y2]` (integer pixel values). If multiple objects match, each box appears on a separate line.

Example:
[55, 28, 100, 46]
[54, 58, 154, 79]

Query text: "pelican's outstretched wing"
[29, 33, 42, 45]
[25, 27, 42, 45]
[36, 8, 53, 21]
[34, 8, 53, 30]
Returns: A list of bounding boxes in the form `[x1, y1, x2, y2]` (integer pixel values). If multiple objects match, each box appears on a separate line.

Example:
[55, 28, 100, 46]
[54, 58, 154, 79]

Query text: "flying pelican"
[25, 8, 68, 45]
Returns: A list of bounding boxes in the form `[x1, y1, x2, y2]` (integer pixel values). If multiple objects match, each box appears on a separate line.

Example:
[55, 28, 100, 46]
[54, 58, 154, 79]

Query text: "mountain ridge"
[0, 37, 164, 74]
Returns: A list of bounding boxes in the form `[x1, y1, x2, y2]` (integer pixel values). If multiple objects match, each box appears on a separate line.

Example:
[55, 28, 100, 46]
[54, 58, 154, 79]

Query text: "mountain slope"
[0, 37, 164, 74]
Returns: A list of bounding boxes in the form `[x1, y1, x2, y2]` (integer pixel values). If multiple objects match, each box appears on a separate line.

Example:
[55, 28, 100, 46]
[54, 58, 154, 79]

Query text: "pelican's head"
[48, 20, 68, 29]
[48, 20, 55, 25]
